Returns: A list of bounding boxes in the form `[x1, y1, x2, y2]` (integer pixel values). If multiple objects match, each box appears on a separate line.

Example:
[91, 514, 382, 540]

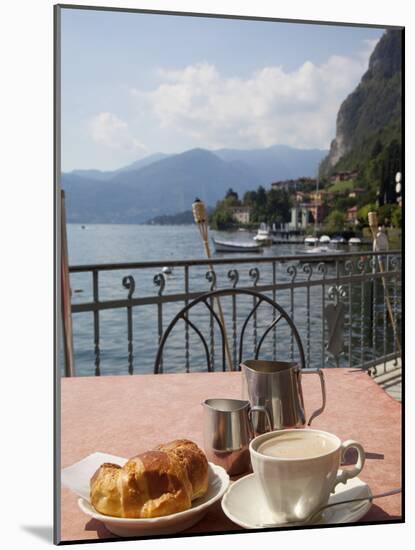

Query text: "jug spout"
[202, 398, 250, 411]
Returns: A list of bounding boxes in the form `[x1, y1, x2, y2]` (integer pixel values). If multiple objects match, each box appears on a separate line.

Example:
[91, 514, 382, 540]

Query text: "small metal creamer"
[241, 359, 326, 434]
[202, 398, 271, 476]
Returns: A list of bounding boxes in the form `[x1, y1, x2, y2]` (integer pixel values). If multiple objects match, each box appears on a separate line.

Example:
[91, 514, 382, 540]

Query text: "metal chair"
[154, 288, 305, 373]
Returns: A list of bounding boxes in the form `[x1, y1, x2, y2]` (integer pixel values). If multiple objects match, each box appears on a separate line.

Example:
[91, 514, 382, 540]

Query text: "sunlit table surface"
[59, 369, 402, 542]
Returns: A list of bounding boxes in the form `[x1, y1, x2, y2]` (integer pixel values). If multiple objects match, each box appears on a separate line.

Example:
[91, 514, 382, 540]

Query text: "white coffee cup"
[249, 428, 365, 523]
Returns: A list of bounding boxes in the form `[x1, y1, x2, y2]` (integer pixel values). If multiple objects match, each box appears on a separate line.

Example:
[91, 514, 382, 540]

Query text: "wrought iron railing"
[67, 251, 402, 377]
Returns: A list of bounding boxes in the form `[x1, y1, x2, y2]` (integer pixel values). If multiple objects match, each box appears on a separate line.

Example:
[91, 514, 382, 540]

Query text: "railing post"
[185, 266, 190, 373]
[122, 275, 135, 375]
[92, 269, 100, 376]
[272, 261, 277, 360]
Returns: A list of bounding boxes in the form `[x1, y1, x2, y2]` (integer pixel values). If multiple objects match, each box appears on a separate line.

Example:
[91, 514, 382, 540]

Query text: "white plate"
[77, 462, 229, 537]
[221, 474, 372, 529]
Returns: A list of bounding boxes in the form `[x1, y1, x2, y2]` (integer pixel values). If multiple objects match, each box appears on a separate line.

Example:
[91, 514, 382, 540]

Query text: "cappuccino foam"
[258, 432, 337, 459]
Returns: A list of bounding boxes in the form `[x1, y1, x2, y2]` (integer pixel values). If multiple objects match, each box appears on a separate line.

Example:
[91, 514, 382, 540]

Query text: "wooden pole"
[61, 190, 75, 376]
[192, 199, 234, 371]
[368, 211, 401, 355]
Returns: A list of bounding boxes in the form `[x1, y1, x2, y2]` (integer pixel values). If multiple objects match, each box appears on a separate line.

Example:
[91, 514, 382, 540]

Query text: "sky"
[60, 8, 386, 172]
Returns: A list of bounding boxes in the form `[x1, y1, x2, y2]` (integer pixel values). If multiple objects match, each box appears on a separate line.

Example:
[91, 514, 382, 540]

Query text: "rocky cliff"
[320, 29, 402, 175]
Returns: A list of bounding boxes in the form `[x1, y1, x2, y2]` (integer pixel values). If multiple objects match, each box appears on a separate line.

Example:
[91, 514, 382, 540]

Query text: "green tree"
[243, 190, 257, 206]
[266, 188, 291, 224]
[256, 186, 267, 207]
[209, 199, 234, 229]
[378, 203, 397, 226]
[391, 205, 402, 228]
[357, 203, 377, 226]
[324, 210, 346, 232]
[225, 188, 239, 204]
[371, 139, 383, 159]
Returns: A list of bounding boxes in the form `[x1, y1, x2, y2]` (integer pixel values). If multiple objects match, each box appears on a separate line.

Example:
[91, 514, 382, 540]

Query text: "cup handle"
[302, 368, 326, 425]
[332, 440, 365, 492]
[248, 405, 273, 437]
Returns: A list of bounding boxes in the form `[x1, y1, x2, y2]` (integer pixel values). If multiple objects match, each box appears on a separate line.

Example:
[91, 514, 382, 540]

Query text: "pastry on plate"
[90, 439, 209, 518]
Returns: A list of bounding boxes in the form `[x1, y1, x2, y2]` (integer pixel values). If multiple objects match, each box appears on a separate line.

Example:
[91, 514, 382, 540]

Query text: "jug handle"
[248, 405, 273, 437]
[302, 368, 326, 425]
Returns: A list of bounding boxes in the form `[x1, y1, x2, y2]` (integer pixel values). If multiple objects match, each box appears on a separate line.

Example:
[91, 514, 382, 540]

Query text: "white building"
[288, 204, 313, 230]
[230, 206, 251, 224]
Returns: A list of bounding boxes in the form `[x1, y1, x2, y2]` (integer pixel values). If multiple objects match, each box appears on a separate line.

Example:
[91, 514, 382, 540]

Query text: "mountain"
[117, 153, 171, 173]
[68, 152, 170, 182]
[62, 149, 255, 223]
[215, 145, 327, 183]
[69, 168, 115, 181]
[320, 29, 402, 176]
[62, 145, 327, 224]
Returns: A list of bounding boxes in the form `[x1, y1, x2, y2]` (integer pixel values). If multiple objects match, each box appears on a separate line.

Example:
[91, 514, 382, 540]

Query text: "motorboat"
[331, 236, 347, 245]
[162, 266, 174, 275]
[212, 238, 263, 253]
[304, 236, 319, 246]
[253, 224, 272, 246]
[319, 235, 331, 244]
[300, 246, 343, 263]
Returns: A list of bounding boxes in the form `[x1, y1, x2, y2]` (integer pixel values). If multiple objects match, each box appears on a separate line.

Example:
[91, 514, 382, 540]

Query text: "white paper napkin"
[61, 452, 127, 501]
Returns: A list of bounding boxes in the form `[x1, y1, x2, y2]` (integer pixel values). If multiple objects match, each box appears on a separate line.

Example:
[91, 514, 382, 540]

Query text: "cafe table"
[60, 369, 402, 542]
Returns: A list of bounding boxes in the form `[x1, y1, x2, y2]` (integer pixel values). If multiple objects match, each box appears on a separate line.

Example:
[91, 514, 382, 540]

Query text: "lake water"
[67, 224, 398, 376]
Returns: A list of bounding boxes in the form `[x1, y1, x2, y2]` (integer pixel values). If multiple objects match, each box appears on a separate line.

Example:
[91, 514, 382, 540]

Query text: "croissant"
[90, 439, 209, 518]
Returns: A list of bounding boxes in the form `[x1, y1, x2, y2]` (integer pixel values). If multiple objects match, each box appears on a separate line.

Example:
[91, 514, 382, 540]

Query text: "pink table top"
[60, 369, 402, 542]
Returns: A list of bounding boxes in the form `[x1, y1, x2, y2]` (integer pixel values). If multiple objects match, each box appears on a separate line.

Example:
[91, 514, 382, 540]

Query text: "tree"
[224, 188, 240, 206]
[324, 210, 346, 233]
[256, 186, 267, 207]
[243, 190, 257, 206]
[357, 203, 377, 226]
[378, 204, 399, 226]
[391, 205, 402, 228]
[225, 188, 239, 201]
[209, 199, 234, 229]
[266, 188, 291, 224]
[371, 139, 383, 159]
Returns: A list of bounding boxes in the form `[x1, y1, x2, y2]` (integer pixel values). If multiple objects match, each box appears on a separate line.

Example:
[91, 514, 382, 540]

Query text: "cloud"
[88, 112, 147, 153]
[132, 40, 378, 150]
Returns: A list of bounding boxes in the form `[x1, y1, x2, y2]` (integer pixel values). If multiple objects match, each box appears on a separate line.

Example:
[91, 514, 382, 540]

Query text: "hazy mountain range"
[62, 145, 327, 223]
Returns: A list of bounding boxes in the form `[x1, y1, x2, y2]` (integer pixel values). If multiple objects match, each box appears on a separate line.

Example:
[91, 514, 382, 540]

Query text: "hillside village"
[210, 165, 402, 235]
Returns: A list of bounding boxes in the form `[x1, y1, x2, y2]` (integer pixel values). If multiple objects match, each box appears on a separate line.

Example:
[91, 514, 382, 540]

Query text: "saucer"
[221, 474, 372, 529]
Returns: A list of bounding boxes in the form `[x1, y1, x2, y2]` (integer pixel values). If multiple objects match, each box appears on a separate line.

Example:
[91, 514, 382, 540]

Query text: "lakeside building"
[330, 170, 359, 183]
[288, 203, 312, 230]
[287, 189, 326, 230]
[229, 206, 252, 224]
[288, 202, 325, 230]
[347, 206, 359, 224]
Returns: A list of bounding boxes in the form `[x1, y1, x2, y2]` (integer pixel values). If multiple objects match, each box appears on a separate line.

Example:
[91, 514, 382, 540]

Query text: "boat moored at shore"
[304, 236, 319, 246]
[253, 224, 272, 246]
[212, 238, 263, 253]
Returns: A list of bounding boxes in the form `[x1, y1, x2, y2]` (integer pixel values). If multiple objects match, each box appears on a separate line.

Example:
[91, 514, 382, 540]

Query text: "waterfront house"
[229, 206, 252, 225]
[347, 206, 358, 224]
[330, 170, 359, 183]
